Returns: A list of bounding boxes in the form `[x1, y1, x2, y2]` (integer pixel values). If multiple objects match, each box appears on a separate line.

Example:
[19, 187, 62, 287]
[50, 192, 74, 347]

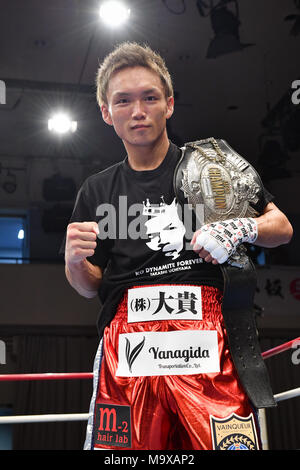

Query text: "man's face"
[101, 66, 174, 150]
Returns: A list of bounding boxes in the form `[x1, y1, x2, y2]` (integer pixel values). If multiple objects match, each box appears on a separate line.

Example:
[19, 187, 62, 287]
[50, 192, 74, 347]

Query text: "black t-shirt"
[64, 141, 273, 337]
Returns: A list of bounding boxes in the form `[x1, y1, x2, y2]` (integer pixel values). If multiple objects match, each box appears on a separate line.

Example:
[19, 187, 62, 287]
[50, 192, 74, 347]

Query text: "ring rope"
[0, 413, 89, 424]
[1, 387, 300, 425]
[261, 337, 300, 360]
[0, 372, 93, 382]
[273, 387, 300, 403]
[0, 337, 299, 425]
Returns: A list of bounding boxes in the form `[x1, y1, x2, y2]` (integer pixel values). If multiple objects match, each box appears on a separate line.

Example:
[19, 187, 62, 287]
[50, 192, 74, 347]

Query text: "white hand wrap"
[195, 218, 258, 264]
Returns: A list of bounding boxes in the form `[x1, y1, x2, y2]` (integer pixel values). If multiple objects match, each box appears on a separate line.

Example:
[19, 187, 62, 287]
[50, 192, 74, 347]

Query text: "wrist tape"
[195, 218, 258, 264]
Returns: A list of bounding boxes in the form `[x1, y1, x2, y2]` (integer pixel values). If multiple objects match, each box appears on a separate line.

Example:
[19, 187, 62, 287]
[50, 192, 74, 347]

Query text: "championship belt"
[174, 137, 262, 267]
[174, 138, 276, 409]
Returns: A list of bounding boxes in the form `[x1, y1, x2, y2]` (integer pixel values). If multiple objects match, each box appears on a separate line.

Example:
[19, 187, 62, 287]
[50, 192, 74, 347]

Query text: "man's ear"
[166, 96, 174, 120]
[101, 104, 113, 126]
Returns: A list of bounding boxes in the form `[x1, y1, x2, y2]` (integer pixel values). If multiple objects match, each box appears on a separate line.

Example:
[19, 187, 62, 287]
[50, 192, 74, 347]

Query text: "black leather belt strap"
[220, 260, 276, 408]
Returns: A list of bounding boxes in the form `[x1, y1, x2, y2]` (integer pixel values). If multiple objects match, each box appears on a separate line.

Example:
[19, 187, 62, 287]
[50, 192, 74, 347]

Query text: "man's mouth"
[131, 124, 150, 130]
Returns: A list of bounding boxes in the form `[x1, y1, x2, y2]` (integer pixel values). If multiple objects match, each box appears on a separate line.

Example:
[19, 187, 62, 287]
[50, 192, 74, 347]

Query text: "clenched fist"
[65, 221, 99, 266]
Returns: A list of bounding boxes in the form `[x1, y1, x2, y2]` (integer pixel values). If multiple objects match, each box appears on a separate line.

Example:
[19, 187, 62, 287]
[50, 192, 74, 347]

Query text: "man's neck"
[125, 135, 170, 171]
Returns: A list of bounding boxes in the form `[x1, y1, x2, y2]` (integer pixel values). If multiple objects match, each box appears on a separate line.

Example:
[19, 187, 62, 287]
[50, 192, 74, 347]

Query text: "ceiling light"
[18, 229, 24, 240]
[48, 113, 77, 134]
[99, 1, 130, 27]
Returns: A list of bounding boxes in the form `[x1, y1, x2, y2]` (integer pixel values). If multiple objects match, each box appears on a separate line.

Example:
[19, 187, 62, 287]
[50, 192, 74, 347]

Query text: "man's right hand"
[64, 221, 102, 298]
[65, 221, 99, 266]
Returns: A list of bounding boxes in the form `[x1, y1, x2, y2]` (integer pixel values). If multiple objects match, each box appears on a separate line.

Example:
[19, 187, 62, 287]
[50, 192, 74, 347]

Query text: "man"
[63, 42, 293, 450]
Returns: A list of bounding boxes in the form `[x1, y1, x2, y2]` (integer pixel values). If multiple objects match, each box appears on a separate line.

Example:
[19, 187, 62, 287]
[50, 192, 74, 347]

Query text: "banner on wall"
[255, 266, 300, 318]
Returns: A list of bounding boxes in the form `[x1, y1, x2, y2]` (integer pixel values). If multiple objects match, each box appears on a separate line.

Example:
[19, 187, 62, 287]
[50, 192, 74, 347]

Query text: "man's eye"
[146, 96, 157, 101]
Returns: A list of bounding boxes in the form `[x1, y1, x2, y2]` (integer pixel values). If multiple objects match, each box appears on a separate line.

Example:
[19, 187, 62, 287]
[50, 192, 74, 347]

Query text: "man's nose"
[132, 100, 146, 119]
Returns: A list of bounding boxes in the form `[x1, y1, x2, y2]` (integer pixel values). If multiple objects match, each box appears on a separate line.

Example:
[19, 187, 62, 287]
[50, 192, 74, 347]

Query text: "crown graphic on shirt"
[142, 196, 166, 216]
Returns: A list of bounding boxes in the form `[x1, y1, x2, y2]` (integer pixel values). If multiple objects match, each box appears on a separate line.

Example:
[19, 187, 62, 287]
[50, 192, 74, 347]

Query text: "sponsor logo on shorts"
[125, 336, 145, 373]
[210, 413, 259, 450]
[127, 285, 202, 323]
[116, 330, 220, 377]
[94, 403, 131, 448]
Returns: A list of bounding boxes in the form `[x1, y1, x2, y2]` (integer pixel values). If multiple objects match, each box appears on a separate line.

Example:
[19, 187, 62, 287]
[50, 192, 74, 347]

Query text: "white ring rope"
[0, 387, 299, 425]
[0, 337, 299, 426]
[274, 387, 300, 403]
[0, 413, 89, 424]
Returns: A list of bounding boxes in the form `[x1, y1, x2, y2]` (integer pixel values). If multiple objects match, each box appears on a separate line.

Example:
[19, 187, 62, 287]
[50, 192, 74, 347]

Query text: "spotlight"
[206, 2, 254, 58]
[99, 1, 130, 28]
[18, 229, 24, 240]
[48, 112, 77, 135]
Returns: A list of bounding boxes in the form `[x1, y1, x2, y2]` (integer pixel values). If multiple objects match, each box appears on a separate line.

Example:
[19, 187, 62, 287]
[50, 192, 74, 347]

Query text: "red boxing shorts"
[90, 284, 261, 450]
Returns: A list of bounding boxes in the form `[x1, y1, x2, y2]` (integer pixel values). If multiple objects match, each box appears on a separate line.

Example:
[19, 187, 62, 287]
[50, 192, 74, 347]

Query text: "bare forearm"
[65, 259, 102, 298]
[254, 203, 293, 248]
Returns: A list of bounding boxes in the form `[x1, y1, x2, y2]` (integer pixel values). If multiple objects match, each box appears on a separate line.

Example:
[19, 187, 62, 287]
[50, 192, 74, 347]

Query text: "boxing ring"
[0, 337, 299, 449]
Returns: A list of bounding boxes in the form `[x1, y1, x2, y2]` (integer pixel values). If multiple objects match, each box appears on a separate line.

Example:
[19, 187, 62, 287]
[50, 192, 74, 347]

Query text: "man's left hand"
[191, 218, 258, 264]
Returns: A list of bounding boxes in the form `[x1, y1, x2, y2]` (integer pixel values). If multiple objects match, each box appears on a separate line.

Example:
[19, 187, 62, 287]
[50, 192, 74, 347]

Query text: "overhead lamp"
[99, 1, 130, 28]
[206, 2, 254, 58]
[18, 229, 24, 240]
[48, 112, 77, 135]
